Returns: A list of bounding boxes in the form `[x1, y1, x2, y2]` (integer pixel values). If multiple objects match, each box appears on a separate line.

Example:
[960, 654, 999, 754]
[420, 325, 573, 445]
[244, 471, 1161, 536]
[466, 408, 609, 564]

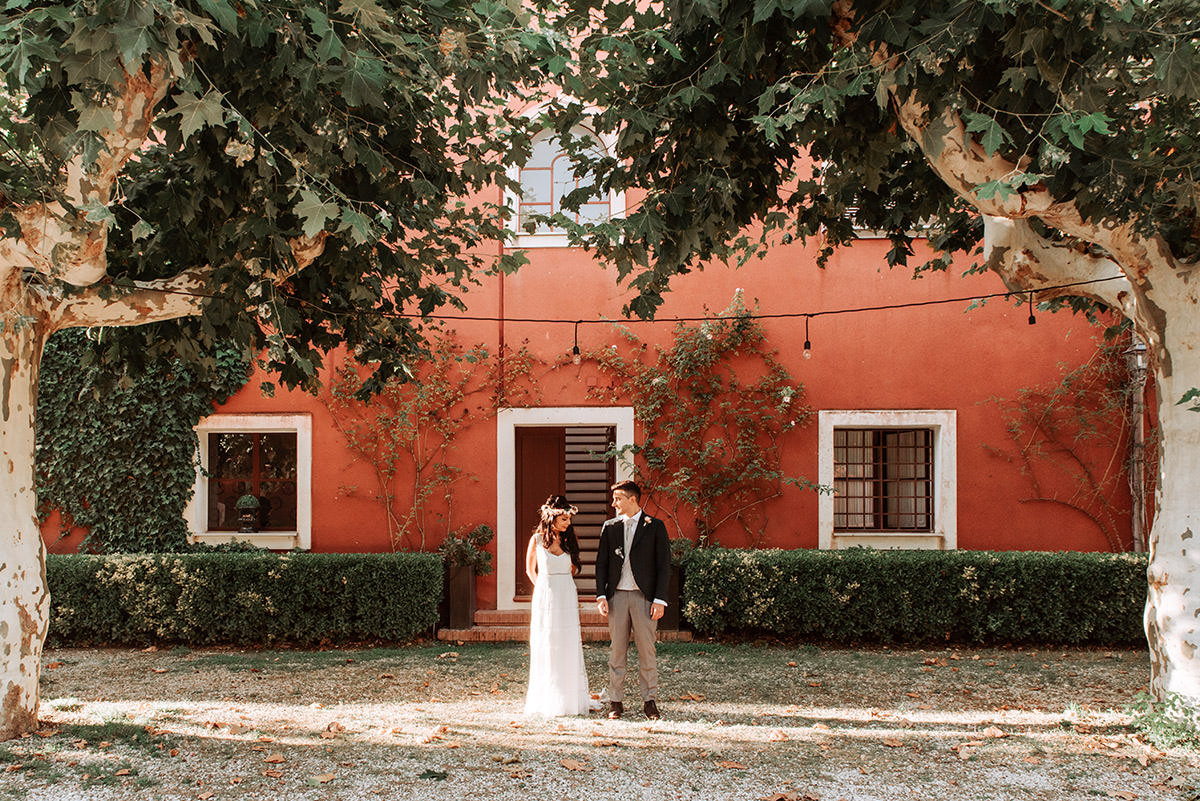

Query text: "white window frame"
[505, 125, 625, 249]
[495, 406, 635, 609]
[186, 413, 313, 550]
[818, 410, 956, 550]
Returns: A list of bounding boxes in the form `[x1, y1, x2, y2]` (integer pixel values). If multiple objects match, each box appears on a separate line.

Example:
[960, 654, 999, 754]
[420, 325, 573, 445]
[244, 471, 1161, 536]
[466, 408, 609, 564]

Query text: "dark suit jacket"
[595, 511, 671, 603]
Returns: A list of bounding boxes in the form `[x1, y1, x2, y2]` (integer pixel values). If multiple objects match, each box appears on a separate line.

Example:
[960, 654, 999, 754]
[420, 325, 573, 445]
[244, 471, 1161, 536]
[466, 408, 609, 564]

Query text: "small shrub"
[1129, 691, 1200, 750]
[681, 548, 1146, 644]
[47, 552, 442, 646]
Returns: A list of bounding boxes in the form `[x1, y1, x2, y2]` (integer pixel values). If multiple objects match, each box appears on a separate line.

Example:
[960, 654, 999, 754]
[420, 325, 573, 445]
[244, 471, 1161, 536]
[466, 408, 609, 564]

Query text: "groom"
[595, 480, 671, 720]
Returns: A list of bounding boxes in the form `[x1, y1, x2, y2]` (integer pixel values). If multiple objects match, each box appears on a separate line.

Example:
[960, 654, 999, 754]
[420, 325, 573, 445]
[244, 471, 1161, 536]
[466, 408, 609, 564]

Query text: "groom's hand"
[650, 602, 665, 621]
[597, 598, 609, 617]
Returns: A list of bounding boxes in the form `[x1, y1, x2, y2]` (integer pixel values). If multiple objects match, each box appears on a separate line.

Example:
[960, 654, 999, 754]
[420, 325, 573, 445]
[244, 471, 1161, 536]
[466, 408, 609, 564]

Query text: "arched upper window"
[514, 127, 617, 244]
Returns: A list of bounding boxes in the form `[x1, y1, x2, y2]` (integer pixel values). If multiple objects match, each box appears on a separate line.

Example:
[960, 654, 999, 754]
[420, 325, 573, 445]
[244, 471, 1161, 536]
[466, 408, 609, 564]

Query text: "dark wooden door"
[514, 427, 566, 599]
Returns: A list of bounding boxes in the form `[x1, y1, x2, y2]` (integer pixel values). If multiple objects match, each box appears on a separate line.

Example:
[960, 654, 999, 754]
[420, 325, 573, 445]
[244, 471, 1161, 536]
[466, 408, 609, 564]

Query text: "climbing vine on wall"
[586, 292, 815, 547]
[985, 331, 1152, 552]
[322, 336, 540, 552]
[36, 328, 251, 553]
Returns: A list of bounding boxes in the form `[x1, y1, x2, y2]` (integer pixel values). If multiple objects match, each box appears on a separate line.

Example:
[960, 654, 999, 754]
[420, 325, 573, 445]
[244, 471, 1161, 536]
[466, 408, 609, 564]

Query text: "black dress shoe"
[608, 701, 623, 719]
[643, 700, 660, 720]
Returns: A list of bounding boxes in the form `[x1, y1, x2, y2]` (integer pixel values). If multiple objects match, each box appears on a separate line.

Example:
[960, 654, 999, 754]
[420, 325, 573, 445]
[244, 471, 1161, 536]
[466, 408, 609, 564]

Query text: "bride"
[523, 495, 591, 716]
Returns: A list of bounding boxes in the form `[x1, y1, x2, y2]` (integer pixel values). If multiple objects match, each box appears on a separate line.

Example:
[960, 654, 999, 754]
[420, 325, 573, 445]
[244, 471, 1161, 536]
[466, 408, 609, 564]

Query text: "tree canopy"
[0, 0, 561, 387]
[548, 0, 1198, 317]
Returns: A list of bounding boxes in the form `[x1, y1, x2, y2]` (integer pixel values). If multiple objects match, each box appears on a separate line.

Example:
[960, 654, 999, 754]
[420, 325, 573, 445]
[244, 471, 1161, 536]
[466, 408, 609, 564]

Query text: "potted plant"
[235, 494, 260, 533]
[437, 524, 494, 629]
[661, 537, 695, 631]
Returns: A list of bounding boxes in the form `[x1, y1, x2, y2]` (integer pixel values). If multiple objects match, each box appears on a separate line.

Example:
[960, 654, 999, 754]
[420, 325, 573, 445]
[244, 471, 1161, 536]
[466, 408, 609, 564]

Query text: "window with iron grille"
[833, 428, 933, 531]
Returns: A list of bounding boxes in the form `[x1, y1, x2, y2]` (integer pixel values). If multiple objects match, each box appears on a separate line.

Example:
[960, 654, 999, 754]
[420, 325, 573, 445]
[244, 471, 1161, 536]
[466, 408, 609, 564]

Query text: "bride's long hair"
[535, 494, 582, 572]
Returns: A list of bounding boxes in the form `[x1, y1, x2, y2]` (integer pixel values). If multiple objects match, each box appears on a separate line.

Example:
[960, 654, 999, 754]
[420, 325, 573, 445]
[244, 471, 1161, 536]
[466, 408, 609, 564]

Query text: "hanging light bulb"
[802, 315, 812, 359]
[1027, 292, 1037, 325]
[571, 322, 582, 365]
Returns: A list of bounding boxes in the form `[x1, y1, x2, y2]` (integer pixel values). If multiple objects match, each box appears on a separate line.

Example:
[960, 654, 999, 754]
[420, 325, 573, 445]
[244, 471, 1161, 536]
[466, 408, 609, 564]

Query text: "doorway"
[496, 407, 635, 609]
[514, 426, 615, 599]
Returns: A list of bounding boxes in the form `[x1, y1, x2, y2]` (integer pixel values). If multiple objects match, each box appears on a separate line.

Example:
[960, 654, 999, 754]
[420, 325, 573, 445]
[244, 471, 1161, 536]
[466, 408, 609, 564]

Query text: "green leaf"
[80, 200, 117, 226]
[338, 207, 375, 245]
[196, 0, 240, 34]
[294, 190, 341, 238]
[131, 221, 154, 242]
[963, 110, 1011, 156]
[166, 90, 227, 141]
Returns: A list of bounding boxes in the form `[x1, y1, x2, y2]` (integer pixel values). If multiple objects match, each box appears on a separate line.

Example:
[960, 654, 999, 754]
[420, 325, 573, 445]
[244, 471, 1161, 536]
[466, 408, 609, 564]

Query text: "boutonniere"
[614, 546, 624, 559]
[645, 517, 653, 524]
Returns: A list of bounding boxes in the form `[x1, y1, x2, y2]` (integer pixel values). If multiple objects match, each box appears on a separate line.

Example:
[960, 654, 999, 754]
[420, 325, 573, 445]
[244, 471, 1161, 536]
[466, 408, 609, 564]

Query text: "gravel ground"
[2, 642, 1197, 800]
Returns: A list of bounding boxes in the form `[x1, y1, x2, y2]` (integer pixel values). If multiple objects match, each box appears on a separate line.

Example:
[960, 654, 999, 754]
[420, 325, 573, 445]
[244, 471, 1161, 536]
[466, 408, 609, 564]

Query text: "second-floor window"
[518, 128, 611, 236]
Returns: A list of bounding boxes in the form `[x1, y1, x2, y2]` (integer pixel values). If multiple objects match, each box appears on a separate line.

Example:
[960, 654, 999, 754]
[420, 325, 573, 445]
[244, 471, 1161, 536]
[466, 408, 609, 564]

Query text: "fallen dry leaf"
[678, 692, 706, 701]
[593, 740, 619, 747]
[327, 722, 346, 732]
[561, 758, 592, 772]
[379, 673, 396, 679]
[35, 729, 59, 738]
[313, 773, 336, 784]
[151, 668, 168, 674]
[768, 729, 789, 742]
[716, 761, 747, 770]
[786, 662, 798, 667]
[982, 726, 1008, 738]
[320, 732, 337, 739]
[881, 738, 903, 748]
[45, 662, 63, 669]
[115, 769, 131, 776]
[509, 770, 532, 779]
[1106, 792, 1137, 800]
[198, 793, 213, 800]
[262, 769, 284, 778]
[263, 753, 286, 764]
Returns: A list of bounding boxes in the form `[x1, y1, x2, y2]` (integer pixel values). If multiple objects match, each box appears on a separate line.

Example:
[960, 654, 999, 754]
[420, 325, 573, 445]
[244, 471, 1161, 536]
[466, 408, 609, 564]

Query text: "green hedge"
[47, 552, 442, 646]
[682, 548, 1147, 645]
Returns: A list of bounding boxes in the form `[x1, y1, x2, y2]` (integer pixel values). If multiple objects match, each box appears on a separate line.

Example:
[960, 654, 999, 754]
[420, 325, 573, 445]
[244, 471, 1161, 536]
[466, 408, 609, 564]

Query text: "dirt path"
[3, 642, 1196, 800]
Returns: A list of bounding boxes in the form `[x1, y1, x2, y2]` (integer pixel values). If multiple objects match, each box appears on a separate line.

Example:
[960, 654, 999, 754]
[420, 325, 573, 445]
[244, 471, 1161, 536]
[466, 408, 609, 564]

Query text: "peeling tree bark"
[895, 96, 1200, 704]
[0, 275, 51, 741]
[0, 53, 333, 735]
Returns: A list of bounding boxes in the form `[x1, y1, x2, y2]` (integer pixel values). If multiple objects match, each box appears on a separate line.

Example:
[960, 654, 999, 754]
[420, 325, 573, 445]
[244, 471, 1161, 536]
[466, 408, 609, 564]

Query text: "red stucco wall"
[42, 228, 1133, 613]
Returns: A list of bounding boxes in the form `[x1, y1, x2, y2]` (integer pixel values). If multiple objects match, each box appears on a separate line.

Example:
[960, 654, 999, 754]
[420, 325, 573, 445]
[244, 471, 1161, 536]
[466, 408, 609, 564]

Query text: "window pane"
[210, 433, 253, 478]
[260, 433, 297, 479]
[519, 168, 552, 204]
[259, 480, 297, 529]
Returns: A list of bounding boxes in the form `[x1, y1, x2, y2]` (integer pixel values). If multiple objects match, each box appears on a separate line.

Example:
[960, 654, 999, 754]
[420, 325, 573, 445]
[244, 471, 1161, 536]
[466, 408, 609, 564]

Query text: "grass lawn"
[5, 642, 1196, 800]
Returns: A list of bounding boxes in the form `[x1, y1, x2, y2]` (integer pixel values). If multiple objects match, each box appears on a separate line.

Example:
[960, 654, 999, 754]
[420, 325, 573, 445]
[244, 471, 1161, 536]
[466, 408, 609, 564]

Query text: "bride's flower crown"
[539, 503, 579, 521]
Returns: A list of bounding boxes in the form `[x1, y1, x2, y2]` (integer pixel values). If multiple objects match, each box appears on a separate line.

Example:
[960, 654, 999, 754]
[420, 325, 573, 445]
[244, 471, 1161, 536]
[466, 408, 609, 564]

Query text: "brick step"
[475, 608, 608, 627]
[436, 625, 693, 643]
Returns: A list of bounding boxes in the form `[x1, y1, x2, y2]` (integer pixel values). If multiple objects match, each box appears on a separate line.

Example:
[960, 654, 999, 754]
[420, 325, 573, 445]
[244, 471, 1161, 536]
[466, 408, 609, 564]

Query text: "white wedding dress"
[524, 543, 591, 716]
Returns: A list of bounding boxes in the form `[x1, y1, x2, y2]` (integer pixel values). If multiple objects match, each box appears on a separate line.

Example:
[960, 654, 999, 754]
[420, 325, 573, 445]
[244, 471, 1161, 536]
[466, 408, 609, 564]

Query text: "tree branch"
[44, 267, 212, 330]
[892, 98, 1182, 279]
[6, 61, 174, 288]
[43, 231, 328, 331]
[983, 216, 1131, 310]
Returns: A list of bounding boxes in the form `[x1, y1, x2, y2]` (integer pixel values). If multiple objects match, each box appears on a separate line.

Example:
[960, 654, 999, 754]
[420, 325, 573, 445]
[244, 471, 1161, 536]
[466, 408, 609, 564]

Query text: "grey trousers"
[607, 589, 658, 703]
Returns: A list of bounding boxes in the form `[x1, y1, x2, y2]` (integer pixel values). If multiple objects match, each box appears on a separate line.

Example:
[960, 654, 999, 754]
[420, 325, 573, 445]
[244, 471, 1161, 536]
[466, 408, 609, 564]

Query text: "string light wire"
[119, 275, 1121, 330]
